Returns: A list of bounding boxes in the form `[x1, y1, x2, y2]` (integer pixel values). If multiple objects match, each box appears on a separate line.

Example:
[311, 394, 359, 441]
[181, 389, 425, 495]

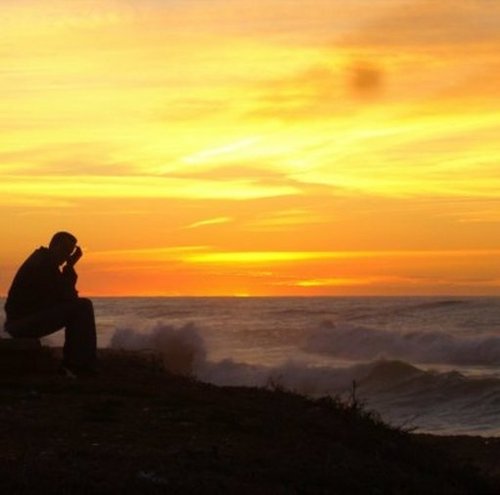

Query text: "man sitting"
[4, 232, 97, 377]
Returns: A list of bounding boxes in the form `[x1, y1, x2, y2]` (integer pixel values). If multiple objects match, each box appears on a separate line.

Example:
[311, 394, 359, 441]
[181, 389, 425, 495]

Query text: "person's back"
[4, 232, 97, 377]
[5, 246, 77, 321]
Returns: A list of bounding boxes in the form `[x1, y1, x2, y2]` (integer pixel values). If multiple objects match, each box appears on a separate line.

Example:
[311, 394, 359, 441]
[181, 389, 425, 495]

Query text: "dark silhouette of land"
[0, 347, 498, 494]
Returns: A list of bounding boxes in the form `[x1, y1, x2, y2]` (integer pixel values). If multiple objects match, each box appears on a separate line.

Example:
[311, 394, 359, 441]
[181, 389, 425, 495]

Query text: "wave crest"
[110, 322, 207, 375]
[304, 320, 500, 366]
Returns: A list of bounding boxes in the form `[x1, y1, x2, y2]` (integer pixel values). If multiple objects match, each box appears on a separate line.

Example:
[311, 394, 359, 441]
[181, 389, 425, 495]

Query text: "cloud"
[341, 1, 500, 48]
[246, 208, 329, 231]
[184, 217, 232, 229]
[166, 164, 327, 197]
[181, 138, 261, 164]
[88, 245, 210, 263]
[182, 249, 500, 265]
[444, 210, 500, 224]
[248, 65, 346, 121]
[293, 276, 408, 287]
[0, 174, 300, 201]
[2, 0, 137, 32]
[0, 196, 75, 209]
[0, 142, 138, 176]
[248, 59, 386, 122]
[169, 164, 286, 180]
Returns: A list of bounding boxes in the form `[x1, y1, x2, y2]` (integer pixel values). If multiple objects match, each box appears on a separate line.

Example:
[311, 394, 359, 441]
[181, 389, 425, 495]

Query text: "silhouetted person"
[4, 232, 97, 377]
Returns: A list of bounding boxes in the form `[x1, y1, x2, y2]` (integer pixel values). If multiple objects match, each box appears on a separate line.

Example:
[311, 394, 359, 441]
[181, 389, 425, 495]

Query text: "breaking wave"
[304, 320, 500, 366]
[109, 319, 500, 434]
[110, 322, 207, 375]
[109, 321, 358, 393]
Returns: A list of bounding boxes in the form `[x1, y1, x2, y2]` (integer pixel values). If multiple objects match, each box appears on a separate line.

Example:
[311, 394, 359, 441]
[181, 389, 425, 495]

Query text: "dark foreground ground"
[0, 348, 499, 494]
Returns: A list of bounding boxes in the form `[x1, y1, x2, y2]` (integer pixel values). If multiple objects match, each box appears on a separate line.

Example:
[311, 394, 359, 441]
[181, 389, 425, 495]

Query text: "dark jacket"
[4, 247, 78, 321]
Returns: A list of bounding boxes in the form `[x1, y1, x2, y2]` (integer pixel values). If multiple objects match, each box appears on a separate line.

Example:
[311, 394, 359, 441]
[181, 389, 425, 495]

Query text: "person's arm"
[60, 246, 82, 299]
[67, 246, 82, 268]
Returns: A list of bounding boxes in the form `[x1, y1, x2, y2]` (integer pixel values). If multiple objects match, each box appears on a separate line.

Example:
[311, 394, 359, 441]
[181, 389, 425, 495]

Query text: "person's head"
[48, 231, 77, 265]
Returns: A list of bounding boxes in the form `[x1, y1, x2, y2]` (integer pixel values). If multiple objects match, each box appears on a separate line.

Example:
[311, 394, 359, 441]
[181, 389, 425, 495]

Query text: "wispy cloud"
[246, 209, 328, 231]
[343, 1, 500, 48]
[182, 249, 500, 265]
[184, 217, 233, 229]
[0, 175, 299, 201]
[444, 210, 500, 224]
[291, 274, 500, 289]
[182, 138, 261, 165]
[88, 245, 209, 262]
[0, 196, 75, 209]
[293, 276, 411, 287]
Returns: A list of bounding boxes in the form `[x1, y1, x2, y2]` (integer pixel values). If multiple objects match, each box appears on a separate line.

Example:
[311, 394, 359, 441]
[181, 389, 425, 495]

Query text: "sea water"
[2, 296, 500, 436]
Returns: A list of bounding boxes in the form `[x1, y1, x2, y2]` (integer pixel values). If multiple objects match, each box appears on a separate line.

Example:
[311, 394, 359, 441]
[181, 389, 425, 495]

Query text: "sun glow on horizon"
[1, 0, 500, 296]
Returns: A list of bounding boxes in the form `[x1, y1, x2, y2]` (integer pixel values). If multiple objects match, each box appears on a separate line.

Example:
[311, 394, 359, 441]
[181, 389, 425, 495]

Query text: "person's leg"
[4, 305, 70, 339]
[62, 298, 97, 371]
[5, 298, 97, 371]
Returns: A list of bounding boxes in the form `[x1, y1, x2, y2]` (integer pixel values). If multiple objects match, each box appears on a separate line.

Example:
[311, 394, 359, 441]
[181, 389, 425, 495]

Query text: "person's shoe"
[58, 364, 99, 379]
[58, 364, 78, 379]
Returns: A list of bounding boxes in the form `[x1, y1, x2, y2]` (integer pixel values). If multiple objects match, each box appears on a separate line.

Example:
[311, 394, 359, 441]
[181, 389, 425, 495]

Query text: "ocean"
[2, 296, 500, 437]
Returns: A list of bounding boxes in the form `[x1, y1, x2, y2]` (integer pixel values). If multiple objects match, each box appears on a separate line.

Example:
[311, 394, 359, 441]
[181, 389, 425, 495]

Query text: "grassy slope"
[0, 349, 496, 494]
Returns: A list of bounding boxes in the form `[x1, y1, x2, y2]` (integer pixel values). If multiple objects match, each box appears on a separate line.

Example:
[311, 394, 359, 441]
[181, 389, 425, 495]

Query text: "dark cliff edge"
[0, 347, 498, 494]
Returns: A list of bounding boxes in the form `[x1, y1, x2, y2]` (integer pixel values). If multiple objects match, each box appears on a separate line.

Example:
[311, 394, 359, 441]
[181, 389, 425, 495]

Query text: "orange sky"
[1, 0, 500, 296]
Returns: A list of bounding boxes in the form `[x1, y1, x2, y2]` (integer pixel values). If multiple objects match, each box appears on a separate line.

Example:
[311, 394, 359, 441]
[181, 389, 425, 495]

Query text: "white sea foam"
[106, 321, 473, 398]
[108, 320, 367, 394]
[304, 320, 500, 366]
[110, 322, 207, 375]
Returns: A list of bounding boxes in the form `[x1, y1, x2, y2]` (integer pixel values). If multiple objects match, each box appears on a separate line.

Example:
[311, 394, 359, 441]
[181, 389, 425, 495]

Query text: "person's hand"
[67, 245, 83, 266]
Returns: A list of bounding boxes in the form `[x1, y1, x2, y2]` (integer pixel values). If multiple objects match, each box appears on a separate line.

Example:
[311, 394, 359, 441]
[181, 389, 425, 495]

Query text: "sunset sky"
[1, 0, 500, 296]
